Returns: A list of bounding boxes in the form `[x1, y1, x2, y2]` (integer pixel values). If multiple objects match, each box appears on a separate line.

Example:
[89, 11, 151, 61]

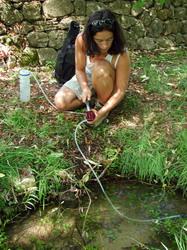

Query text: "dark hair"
[83, 9, 126, 56]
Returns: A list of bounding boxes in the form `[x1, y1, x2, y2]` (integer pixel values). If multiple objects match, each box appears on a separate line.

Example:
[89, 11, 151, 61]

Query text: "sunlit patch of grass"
[133, 55, 171, 94]
[164, 64, 187, 94]
[165, 63, 187, 77]
[3, 108, 38, 134]
[2, 108, 75, 150]
[0, 141, 72, 211]
[133, 50, 187, 95]
[174, 131, 187, 193]
[36, 113, 74, 147]
[32, 149, 71, 208]
[166, 97, 186, 124]
[0, 143, 36, 176]
[109, 117, 187, 192]
[151, 50, 187, 64]
[109, 115, 186, 191]
[110, 127, 168, 183]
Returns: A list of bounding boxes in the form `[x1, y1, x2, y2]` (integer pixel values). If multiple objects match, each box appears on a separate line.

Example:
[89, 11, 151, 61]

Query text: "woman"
[55, 9, 131, 126]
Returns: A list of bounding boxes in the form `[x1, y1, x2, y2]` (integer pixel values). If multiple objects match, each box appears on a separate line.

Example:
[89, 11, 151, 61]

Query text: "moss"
[19, 48, 39, 66]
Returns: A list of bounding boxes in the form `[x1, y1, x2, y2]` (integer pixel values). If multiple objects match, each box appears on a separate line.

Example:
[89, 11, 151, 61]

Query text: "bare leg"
[92, 60, 115, 104]
[87, 60, 115, 126]
[54, 86, 83, 111]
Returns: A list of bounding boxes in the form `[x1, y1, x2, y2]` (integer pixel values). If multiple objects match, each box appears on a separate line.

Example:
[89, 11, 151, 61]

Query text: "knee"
[54, 93, 67, 111]
[98, 92, 112, 105]
[93, 60, 114, 79]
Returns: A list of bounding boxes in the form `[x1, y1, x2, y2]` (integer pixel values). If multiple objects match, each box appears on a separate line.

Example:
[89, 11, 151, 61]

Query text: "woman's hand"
[81, 87, 92, 103]
[87, 109, 109, 126]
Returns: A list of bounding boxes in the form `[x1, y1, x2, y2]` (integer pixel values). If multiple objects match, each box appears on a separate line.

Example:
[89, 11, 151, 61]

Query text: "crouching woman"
[55, 9, 131, 126]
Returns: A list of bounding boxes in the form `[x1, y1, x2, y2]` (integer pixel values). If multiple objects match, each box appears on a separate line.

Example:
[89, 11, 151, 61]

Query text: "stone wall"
[0, 0, 187, 66]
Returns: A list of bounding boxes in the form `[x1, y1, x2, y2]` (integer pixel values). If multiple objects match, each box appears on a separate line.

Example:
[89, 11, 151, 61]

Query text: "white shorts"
[63, 74, 92, 100]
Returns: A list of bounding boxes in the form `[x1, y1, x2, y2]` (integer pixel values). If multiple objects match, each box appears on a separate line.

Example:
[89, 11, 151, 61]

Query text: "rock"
[74, 0, 86, 16]
[22, 1, 42, 21]
[43, 0, 74, 18]
[0, 2, 23, 26]
[109, 1, 131, 15]
[8, 207, 77, 249]
[148, 18, 164, 38]
[120, 16, 137, 29]
[14, 175, 37, 193]
[157, 37, 175, 48]
[27, 31, 48, 48]
[165, 20, 181, 35]
[48, 30, 66, 49]
[138, 37, 156, 50]
[86, 2, 106, 16]
[37, 47, 57, 65]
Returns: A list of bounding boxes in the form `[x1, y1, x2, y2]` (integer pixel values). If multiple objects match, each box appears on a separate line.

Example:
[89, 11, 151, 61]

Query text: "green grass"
[174, 222, 187, 250]
[133, 50, 187, 95]
[3, 108, 37, 133]
[0, 48, 187, 249]
[110, 127, 167, 182]
[153, 220, 187, 250]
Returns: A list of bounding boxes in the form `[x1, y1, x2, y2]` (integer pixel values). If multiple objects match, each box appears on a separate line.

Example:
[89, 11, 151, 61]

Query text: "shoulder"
[115, 49, 130, 69]
[76, 33, 83, 42]
[119, 50, 130, 63]
[76, 33, 86, 51]
[121, 48, 129, 57]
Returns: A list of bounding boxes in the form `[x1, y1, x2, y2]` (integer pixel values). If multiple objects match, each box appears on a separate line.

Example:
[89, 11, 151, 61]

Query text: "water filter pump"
[85, 101, 96, 122]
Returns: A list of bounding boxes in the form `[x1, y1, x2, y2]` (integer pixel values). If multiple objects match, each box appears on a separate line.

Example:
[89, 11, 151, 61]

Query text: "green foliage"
[174, 222, 187, 250]
[111, 128, 167, 183]
[1, 48, 187, 248]
[134, 50, 187, 95]
[83, 246, 99, 250]
[122, 91, 143, 115]
[104, 147, 119, 162]
[175, 131, 187, 192]
[134, 55, 171, 94]
[0, 141, 71, 215]
[44, 60, 56, 69]
[109, 122, 186, 190]
[133, 0, 168, 10]
[3, 108, 38, 134]
[33, 150, 71, 208]
[0, 144, 34, 169]
[154, 219, 187, 250]
[36, 113, 74, 147]
[0, 231, 8, 250]
[19, 49, 39, 66]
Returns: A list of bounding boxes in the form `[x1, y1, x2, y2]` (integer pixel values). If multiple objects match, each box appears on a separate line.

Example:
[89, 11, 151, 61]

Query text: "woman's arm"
[75, 34, 92, 102]
[98, 51, 131, 115]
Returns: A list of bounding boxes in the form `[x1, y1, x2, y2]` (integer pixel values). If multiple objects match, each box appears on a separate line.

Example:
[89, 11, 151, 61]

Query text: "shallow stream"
[7, 181, 187, 249]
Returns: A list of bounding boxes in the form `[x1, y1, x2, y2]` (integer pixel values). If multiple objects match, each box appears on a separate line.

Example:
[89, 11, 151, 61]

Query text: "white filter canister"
[19, 69, 31, 102]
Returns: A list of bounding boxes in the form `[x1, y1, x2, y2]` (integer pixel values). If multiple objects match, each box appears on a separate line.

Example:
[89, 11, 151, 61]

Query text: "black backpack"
[55, 21, 80, 86]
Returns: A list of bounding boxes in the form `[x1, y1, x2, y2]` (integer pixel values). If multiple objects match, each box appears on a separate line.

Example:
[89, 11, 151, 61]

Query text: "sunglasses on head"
[91, 18, 114, 28]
